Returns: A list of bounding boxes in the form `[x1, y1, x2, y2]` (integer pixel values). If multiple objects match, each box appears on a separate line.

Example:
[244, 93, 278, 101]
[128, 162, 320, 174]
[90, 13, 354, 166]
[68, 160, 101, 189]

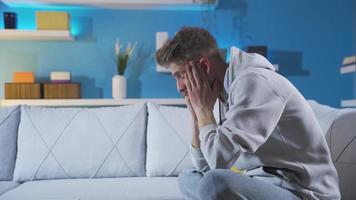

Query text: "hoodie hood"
[223, 46, 275, 95]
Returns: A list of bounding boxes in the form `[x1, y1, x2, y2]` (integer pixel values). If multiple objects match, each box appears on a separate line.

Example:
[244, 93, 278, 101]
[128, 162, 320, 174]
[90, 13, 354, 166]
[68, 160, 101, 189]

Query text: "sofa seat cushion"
[14, 104, 147, 182]
[0, 177, 183, 200]
[0, 182, 21, 196]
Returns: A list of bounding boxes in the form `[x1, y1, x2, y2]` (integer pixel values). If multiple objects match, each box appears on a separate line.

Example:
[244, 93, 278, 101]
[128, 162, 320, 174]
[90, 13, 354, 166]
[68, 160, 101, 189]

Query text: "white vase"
[112, 75, 127, 99]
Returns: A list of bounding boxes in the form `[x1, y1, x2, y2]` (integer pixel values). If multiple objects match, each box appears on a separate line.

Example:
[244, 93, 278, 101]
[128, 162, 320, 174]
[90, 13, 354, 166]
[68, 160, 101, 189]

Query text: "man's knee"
[178, 168, 203, 200]
[179, 168, 203, 183]
[199, 169, 240, 200]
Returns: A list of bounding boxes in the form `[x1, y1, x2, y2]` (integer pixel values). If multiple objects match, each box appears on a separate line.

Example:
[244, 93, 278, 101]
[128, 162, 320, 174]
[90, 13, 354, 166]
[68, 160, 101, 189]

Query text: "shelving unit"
[0, 98, 186, 107]
[0, 30, 73, 41]
[341, 99, 356, 107]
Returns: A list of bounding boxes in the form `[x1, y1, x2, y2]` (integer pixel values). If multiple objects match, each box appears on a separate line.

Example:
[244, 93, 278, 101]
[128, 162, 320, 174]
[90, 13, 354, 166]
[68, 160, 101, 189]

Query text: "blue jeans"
[178, 169, 301, 200]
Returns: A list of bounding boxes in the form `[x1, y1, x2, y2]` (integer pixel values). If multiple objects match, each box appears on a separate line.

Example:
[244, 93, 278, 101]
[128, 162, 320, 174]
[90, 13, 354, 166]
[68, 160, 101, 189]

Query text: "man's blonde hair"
[156, 27, 219, 67]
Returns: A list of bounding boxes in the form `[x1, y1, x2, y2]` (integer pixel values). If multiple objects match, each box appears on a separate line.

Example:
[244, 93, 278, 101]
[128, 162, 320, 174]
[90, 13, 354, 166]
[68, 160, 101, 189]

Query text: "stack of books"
[5, 72, 42, 99]
[340, 55, 356, 74]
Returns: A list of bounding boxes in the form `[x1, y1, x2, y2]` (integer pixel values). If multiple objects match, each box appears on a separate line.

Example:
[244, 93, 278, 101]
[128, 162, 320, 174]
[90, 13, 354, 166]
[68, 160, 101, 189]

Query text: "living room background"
[0, 0, 354, 107]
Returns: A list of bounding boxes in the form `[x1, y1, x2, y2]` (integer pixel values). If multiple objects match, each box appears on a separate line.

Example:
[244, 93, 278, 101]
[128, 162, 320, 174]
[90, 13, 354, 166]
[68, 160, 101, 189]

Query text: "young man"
[156, 27, 340, 200]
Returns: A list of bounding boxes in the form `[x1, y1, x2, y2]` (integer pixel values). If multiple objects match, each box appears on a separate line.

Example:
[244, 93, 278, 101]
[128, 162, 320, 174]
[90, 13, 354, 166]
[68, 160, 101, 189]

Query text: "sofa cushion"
[146, 103, 194, 177]
[0, 106, 20, 181]
[0, 181, 21, 196]
[0, 177, 183, 200]
[13, 104, 147, 182]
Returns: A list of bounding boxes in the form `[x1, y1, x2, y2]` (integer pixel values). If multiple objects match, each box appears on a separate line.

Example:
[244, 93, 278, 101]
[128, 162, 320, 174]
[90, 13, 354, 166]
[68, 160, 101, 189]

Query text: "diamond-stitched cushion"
[146, 103, 194, 177]
[0, 106, 20, 181]
[307, 100, 342, 134]
[13, 104, 147, 182]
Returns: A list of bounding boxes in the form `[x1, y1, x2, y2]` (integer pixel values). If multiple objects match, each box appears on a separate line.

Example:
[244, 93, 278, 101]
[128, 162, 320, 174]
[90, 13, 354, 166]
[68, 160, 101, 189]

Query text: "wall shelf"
[341, 99, 356, 107]
[0, 30, 73, 41]
[0, 98, 186, 107]
[2, 0, 218, 10]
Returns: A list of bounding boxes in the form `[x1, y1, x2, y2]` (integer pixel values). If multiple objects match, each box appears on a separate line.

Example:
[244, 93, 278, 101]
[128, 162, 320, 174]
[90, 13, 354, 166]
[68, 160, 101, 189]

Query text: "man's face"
[170, 61, 213, 97]
[171, 63, 189, 97]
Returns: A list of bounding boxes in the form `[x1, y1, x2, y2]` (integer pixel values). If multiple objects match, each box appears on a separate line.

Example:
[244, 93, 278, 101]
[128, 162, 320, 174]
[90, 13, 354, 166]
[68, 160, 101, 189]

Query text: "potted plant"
[112, 38, 136, 99]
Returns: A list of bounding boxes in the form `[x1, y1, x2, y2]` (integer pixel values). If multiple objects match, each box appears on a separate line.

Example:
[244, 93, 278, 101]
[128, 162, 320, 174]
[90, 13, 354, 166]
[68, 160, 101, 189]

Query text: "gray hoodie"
[191, 47, 340, 200]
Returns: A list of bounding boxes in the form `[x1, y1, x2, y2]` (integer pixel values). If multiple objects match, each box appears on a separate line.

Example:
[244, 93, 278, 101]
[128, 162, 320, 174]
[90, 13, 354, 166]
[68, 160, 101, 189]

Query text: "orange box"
[13, 72, 35, 83]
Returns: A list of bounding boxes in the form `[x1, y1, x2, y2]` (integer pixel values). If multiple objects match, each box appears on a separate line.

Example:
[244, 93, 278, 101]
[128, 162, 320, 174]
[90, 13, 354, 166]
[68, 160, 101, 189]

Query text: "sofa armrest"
[326, 110, 356, 163]
[326, 110, 356, 200]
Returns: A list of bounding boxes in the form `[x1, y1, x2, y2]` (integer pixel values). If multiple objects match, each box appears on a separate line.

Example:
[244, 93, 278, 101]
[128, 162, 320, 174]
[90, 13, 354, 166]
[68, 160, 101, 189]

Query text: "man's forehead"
[171, 63, 186, 74]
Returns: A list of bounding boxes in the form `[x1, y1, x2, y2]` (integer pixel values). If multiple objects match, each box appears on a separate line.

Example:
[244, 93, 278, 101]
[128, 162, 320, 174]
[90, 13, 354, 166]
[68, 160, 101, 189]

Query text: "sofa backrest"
[1, 101, 355, 200]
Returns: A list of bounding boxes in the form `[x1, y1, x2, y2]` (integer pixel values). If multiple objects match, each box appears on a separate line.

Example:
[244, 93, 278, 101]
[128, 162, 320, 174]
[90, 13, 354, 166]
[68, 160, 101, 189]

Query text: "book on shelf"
[342, 55, 356, 65]
[50, 71, 71, 83]
[340, 64, 356, 74]
[340, 55, 356, 74]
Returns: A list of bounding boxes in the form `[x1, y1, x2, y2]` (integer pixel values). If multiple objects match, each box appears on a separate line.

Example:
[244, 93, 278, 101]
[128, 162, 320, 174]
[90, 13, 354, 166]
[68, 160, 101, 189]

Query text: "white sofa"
[0, 100, 355, 200]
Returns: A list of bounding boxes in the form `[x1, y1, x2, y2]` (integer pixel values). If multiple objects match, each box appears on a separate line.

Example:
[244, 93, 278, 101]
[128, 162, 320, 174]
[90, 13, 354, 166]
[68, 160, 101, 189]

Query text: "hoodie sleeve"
[199, 73, 287, 169]
[190, 146, 210, 172]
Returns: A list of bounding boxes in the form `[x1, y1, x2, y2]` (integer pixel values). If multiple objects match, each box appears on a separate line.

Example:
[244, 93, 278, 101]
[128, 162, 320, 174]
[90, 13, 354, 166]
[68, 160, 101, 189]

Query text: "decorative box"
[36, 11, 70, 30]
[13, 72, 35, 83]
[5, 83, 42, 99]
[43, 83, 80, 99]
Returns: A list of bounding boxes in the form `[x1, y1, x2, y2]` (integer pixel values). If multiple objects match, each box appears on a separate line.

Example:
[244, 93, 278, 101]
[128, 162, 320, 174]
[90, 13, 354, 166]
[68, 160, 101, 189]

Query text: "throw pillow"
[13, 104, 147, 182]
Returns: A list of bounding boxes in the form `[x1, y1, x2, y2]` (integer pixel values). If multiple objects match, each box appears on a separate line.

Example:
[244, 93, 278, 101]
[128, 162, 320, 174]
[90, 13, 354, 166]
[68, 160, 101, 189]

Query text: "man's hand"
[185, 62, 219, 129]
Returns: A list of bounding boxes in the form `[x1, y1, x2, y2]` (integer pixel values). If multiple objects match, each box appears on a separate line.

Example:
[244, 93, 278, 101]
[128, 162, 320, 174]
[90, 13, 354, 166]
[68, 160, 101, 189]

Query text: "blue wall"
[0, 0, 354, 107]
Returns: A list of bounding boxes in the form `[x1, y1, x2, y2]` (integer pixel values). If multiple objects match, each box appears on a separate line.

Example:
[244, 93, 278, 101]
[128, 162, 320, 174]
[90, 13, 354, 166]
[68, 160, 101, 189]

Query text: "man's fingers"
[185, 73, 192, 92]
[185, 96, 192, 109]
[192, 64, 203, 88]
[186, 64, 197, 88]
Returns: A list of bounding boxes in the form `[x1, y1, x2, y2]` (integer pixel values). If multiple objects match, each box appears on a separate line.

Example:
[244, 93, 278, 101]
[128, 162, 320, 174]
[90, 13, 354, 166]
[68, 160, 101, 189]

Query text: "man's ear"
[198, 58, 211, 74]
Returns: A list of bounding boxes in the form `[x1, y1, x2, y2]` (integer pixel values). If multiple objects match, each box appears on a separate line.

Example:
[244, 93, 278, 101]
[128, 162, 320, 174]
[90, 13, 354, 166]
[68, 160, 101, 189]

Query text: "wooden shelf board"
[341, 99, 356, 107]
[0, 30, 73, 41]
